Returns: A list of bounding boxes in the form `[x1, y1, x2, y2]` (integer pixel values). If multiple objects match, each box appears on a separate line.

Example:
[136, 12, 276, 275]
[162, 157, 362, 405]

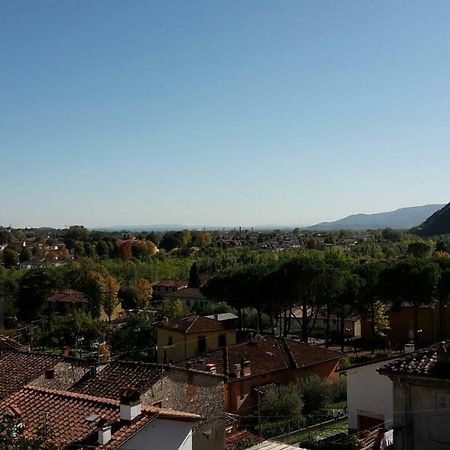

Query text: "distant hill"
[413, 202, 450, 236]
[307, 204, 444, 231]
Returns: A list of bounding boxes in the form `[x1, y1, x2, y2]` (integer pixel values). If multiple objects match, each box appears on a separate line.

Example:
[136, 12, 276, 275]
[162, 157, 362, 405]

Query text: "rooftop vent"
[437, 342, 450, 365]
[45, 368, 55, 380]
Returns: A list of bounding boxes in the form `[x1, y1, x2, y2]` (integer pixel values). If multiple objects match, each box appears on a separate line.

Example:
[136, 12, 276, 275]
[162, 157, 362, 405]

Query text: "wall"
[157, 328, 236, 363]
[227, 359, 340, 414]
[29, 360, 89, 390]
[392, 377, 450, 450]
[118, 418, 193, 450]
[141, 367, 225, 450]
[347, 361, 396, 432]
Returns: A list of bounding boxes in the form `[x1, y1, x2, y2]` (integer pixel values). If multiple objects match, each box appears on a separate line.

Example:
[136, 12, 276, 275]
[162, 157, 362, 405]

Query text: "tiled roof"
[71, 361, 162, 399]
[164, 287, 206, 300]
[0, 386, 199, 449]
[181, 336, 341, 378]
[153, 280, 188, 289]
[47, 289, 89, 304]
[159, 315, 226, 334]
[0, 336, 27, 351]
[0, 351, 62, 399]
[379, 340, 450, 379]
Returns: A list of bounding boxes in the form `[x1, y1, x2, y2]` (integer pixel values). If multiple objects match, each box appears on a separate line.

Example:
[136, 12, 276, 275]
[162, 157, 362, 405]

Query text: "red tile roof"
[70, 361, 162, 399]
[0, 386, 200, 449]
[153, 280, 188, 289]
[164, 287, 206, 300]
[180, 336, 341, 379]
[380, 340, 450, 379]
[159, 315, 227, 334]
[0, 351, 62, 399]
[0, 336, 27, 352]
[47, 289, 89, 304]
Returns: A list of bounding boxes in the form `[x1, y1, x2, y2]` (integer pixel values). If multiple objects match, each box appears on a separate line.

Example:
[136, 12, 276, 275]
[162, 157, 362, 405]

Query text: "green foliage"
[297, 375, 332, 415]
[17, 269, 57, 321]
[256, 417, 306, 439]
[261, 384, 303, 420]
[157, 299, 185, 320]
[2, 248, 19, 268]
[110, 313, 156, 360]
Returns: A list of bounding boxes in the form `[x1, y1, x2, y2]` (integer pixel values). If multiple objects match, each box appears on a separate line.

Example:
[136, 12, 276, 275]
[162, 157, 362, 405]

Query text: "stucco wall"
[392, 378, 450, 450]
[157, 328, 236, 363]
[347, 361, 395, 431]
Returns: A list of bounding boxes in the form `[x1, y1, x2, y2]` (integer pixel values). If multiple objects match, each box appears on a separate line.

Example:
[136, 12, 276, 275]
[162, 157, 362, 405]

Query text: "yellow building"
[157, 315, 236, 363]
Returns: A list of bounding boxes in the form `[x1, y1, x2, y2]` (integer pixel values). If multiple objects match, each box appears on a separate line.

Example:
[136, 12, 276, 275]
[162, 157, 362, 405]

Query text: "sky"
[1, 1, 450, 228]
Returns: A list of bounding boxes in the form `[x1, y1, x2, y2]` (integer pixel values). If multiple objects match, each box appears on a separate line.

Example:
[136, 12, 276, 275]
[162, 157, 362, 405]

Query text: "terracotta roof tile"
[0, 386, 200, 449]
[47, 289, 89, 304]
[71, 361, 162, 399]
[181, 336, 341, 378]
[0, 351, 62, 399]
[380, 340, 450, 379]
[160, 315, 226, 334]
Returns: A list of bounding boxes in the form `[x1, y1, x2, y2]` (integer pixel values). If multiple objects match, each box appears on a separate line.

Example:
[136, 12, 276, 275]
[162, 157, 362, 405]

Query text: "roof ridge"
[279, 337, 298, 369]
[185, 315, 200, 333]
[22, 385, 119, 407]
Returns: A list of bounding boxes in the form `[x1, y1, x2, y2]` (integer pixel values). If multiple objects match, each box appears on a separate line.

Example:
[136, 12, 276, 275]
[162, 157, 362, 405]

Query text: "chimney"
[45, 368, 55, 380]
[97, 419, 112, 445]
[214, 314, 219, 321]
[62, 346, 70, 357]
[90, 365, 97, 378]
[120, 388, 142, 422]
[205, 363, 216, 374]
[242, 359, 251, 377]
[404, 343, 415, 354]
[233, 363, 241, 378]
[437, 342, 450, 365]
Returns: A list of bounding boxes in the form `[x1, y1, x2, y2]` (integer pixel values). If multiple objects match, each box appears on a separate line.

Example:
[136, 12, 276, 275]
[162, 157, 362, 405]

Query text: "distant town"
[0, 202, 450, 449]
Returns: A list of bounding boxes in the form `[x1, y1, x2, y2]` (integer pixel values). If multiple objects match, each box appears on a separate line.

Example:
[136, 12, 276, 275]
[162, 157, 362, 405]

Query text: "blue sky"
[1, 1, 449, 228]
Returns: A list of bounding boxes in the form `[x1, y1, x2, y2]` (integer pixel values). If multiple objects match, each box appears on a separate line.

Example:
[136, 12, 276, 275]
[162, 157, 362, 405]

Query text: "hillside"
[413, 202, 450, 236]
[307, 204, 444, 231]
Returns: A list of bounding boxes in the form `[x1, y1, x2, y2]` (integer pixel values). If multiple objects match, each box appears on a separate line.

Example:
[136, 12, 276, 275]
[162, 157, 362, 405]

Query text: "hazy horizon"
[1, 1, 450, 228]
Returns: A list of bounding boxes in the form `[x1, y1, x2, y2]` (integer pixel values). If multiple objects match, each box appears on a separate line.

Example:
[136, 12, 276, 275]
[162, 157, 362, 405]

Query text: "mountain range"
[307, 204, 444, 231]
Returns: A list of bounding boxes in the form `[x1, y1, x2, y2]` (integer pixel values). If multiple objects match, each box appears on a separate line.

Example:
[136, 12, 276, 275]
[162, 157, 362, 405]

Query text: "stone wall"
[141, 367, 225, 450]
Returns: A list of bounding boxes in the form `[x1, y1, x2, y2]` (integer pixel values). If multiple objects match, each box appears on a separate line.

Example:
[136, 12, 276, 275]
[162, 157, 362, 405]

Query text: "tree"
[135, 278, 152, 309]
[188, 262, 201, 288]
[380, 258, 439, 344]
[297, 375, 332, 416]
[17, 269, 57, 321]
[157, 299, 185, 320]
[102, 275, 120, 323]
[95, 240, 110, 257]
[84, 271, 106, 319]
[19, 247, 32, 263]
[261, 384, 303, 421]
[2, 248, 18, 268]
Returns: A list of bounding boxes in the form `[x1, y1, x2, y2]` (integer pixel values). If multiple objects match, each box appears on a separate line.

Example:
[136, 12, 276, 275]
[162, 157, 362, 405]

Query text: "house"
[0, 385, 200, 449]
[379, 340, 450, 450]
[0, 350, 89, 399]
[158, 315, 236, 364]
[344, 356, 401, 432]
[280, 307, 362, 339]
[70, 360, 226, 450]
[46, 288, 90, 315]
[0, 336, 27, 352]
[163, 287, 213, 314]
[362, 302, 449, 347]
[205, 313, 239, 329]
[178, 335, 341, 414]
[153, 280, 188, 299]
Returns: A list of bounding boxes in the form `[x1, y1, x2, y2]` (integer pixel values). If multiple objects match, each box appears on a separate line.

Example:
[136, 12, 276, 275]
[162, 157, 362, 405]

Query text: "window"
[437, 393, 450, 409]
[197, 336, 207, 353]
[218, 334, 227, 347]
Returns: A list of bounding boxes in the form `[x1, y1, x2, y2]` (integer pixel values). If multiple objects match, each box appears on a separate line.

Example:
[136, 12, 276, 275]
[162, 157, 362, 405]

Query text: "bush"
[297, 375, 332, 415]
[256, 417, 306, 438]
